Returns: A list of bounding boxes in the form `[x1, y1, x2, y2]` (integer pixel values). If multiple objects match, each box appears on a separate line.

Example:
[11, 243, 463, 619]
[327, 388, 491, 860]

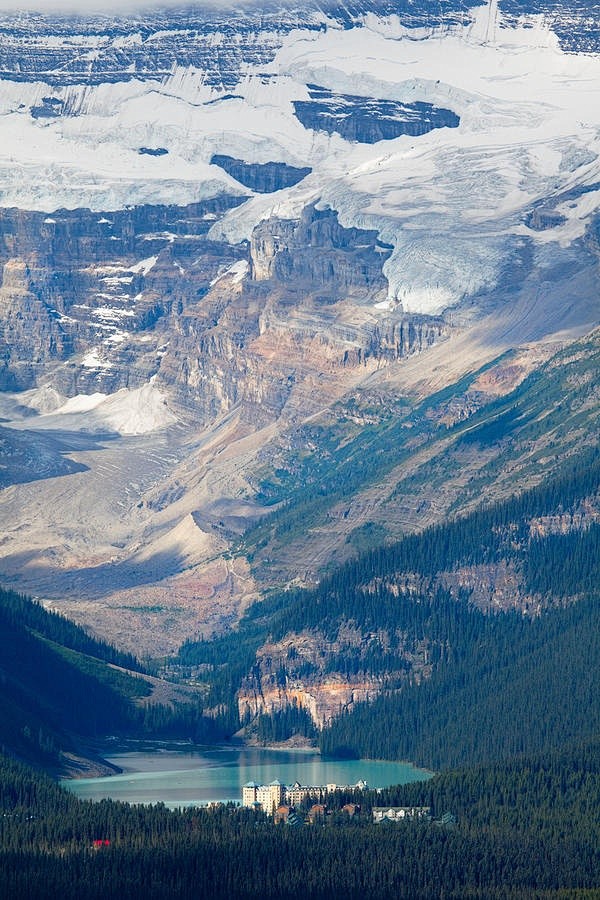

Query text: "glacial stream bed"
[61, 745, 432, 808]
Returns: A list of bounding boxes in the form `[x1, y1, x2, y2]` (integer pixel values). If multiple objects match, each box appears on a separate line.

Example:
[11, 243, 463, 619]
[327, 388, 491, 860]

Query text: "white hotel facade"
[242, 779, 369, 814]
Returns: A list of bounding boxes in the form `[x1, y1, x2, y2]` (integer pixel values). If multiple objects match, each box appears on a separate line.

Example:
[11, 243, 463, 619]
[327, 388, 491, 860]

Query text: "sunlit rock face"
[0, 198, 246, 393]
[153, 202, 446, 428]
[0, 198, 444, 421]
[249, 206, 391, 294]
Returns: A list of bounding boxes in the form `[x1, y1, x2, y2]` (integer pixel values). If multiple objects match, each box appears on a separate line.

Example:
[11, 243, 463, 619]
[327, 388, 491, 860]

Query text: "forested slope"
[319, 592, 600, 765]
[1, 739, 600, 899]
[177, 443, 600, 763]
[0, 589, 222, 768]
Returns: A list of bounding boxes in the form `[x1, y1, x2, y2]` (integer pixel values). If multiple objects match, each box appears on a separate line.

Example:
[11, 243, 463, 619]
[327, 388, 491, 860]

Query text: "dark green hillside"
[319, 592, 600, 767]
[0, 595, 148, 766]
[371, 734, 600, 822]
[178, 441, 600, 764]
[1, 739, 600, 898]
[0, 589, 222, 768]
[0, 587, 142, 672]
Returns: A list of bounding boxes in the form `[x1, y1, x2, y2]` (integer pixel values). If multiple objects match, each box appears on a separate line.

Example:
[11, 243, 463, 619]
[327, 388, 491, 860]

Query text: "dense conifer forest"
[319, 591, 600, 765]
[1, 739, 600, 898]
[176, 443, 600, 763]
[0, 588, 225, 767]
[0, 589, 142, 673]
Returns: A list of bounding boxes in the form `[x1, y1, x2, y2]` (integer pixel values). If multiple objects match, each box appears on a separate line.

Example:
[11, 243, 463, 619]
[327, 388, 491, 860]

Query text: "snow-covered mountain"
[0, 0, 598, 652]
[0, 1, 598, 313]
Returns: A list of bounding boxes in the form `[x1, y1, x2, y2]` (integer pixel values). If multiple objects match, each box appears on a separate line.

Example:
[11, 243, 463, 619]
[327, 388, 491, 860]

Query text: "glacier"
[0, 2, 598, 313]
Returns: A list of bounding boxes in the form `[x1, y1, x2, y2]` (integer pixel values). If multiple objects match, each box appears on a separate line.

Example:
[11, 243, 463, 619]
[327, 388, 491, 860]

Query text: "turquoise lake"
[61, 746, 432, 807]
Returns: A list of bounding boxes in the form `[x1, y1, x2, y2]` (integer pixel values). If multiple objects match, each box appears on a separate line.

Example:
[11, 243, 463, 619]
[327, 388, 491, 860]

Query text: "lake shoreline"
[60, 744, 433, 808]
[65, 736, 433, 782]
[67, 737, 437, 781]
[66, 735, 320, 780]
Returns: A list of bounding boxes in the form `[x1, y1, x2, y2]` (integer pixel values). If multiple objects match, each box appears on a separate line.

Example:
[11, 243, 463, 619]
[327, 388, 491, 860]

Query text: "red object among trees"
[92, 839, 111, 848]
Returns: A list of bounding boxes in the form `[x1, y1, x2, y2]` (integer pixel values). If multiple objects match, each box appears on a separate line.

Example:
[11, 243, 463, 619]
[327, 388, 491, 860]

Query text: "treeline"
[241, 333, 599, 565]
[1, 738, 600, 898]
[0, 587, 142, 673]
[201, 442, 600, 647]
[136, 701, 226, 745]
[240, 359, 503, 556]
[372, 735, 600, 840]
[293, 441, 600, 613]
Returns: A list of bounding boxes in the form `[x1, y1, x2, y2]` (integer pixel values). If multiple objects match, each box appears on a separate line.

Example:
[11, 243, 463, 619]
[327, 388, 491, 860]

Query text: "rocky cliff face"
[250, 205, 391, 294]
[0, 201, 447, 424]
[236, 627, 430, 728]
[157, 204, 447, 427]
[0, 1, 594, 95]
[210, 156, 312, 193]
[0, 198, 245, 393]
[293, 85, 460, 144]
[0, 183, 452, 658]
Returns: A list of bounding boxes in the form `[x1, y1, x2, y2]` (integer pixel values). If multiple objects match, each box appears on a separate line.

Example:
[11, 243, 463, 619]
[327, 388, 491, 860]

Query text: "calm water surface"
[61, 746, 431, 807]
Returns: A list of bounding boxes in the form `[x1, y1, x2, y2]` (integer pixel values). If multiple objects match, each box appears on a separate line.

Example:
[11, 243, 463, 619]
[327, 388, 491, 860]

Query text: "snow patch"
[94, 306, 135, 320]
[104, 331, 129, 344]
[82, 348, 112, 369]
[130, 255, 158, 276]
[374, 298, 396, 311]
[210, 258, 249, 286]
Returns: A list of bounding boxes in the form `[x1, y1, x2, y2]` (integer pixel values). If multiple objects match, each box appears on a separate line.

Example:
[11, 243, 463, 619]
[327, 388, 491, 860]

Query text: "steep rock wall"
[0, 200, 448, 427]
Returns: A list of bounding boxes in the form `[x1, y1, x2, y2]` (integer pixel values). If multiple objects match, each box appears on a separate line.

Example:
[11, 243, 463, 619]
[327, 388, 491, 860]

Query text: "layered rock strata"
[0, 202, 447, 424]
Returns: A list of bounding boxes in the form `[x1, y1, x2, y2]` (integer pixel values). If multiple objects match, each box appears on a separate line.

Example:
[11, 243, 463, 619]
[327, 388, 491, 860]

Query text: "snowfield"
[0, 2, 599, 313]
[12, 380, 178, 435]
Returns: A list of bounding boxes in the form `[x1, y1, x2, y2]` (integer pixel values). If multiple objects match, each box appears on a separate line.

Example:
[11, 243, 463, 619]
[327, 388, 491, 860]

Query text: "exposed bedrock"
[294, 85, 460, 144]
[0, 198, 246, 393]
[249, 204, 392, 295]
[0, 200, 447, 426]
[0, 3, 480, 90]
[210, 155, 312, 193]
[161, 205, 446, 425]
[0, 257, 72, 390]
